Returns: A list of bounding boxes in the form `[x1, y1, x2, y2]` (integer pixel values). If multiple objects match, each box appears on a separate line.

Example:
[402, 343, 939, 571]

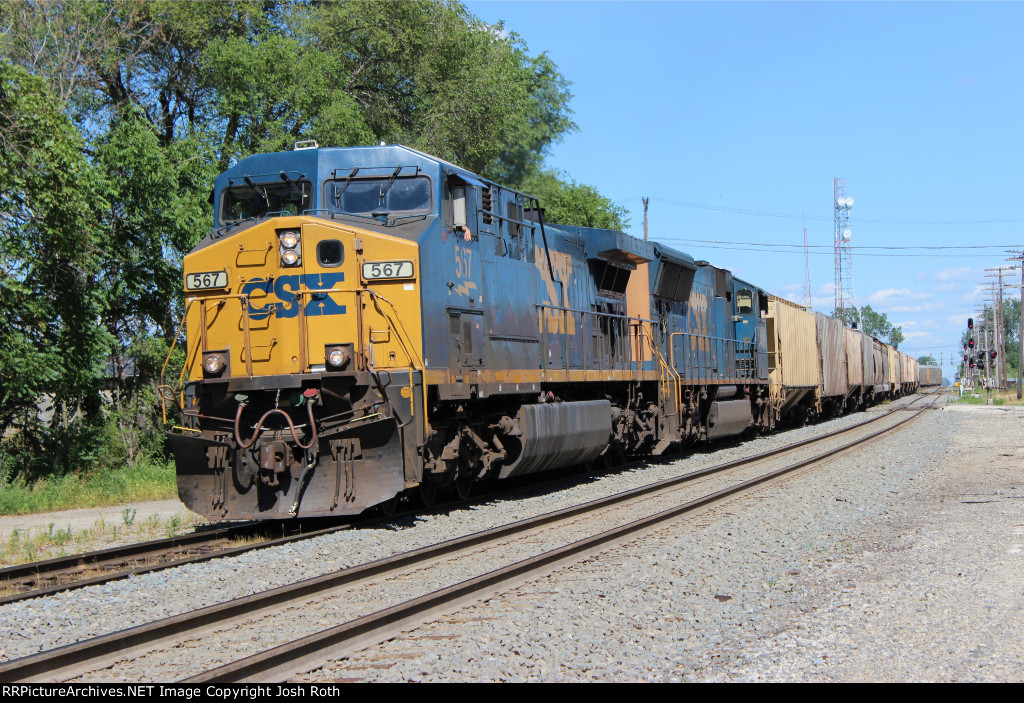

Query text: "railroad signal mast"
[833, 179, 858, 326]
[963, 317, 976, 388]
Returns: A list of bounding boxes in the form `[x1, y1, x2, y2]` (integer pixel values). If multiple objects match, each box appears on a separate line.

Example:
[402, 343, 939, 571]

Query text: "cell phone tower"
[833, 178, 858, 325]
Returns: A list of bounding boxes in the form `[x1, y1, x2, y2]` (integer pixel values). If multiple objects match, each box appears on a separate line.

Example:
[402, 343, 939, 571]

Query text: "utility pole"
[998, 269, 1007, 387]
[984, 266, 1015, 389]
[1009, 251, 1024, 400]
[642, 197, 649, 242]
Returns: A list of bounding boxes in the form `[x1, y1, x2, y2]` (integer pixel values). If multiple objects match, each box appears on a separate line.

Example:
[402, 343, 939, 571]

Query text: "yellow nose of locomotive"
[183, 217, 422, 382]
[174, 214, 425, 520]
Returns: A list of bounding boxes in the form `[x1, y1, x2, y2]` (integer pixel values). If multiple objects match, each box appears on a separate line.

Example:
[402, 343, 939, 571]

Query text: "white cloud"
[887, 301, 945, 314]
[934, 267, 978, 282]
[867, 288, 933, 306]
[964, 284, 987, 303]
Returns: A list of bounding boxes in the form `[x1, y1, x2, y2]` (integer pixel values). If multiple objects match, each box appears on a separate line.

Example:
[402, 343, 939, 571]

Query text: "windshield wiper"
[378, 166, 403, 198]
[279, 171, 302, 195]
[332, 167, 359, 203]
[243, 176, 269, 207]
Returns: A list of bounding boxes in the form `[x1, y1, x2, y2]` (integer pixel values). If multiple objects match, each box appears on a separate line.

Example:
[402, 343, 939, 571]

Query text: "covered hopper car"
[166, 144, 917, 520]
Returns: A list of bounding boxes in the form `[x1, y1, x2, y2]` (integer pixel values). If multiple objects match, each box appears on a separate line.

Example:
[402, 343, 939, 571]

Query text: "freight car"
[165, 143, 916, 520]
[918, 364, 943, 387]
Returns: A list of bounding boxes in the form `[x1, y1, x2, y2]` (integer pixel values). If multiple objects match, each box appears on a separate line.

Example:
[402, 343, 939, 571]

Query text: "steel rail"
[1, 391, 932, 606]
[0, 392, 936, 683]
[0, 520, 372, 607]
[0, 523, 253, 600]
[194, 393, 939, 683]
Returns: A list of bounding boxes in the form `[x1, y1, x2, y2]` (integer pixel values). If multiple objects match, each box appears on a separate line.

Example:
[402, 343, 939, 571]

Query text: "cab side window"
[736, 289, 753, 315]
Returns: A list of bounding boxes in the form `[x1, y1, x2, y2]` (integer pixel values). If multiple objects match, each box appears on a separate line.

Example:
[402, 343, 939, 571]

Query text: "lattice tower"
[833, 178, 857, 320]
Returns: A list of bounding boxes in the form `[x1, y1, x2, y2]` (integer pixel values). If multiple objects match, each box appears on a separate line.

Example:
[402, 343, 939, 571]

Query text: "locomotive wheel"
[445, 428, 477, 502]
[452, 471, 473, 501]
[377, 494, 400, 517]
[417, 480, 438, 508]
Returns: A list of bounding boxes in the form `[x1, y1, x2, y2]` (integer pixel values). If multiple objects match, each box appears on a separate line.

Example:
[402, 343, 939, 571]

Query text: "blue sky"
[467, 1, 1024, 378]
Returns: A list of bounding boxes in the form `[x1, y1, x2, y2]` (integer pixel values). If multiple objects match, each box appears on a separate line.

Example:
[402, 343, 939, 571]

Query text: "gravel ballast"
[6, 395, 1021, 682]
[299, 400, 1024, 682]
[0, 400, 911, 665]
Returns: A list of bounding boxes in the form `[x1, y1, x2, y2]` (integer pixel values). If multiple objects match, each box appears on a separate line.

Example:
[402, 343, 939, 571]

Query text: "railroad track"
[0, 465, 654, 604]
[0, 392, 935, 606]
[0, 520, 362, 606]
[0, 391, 940, 683]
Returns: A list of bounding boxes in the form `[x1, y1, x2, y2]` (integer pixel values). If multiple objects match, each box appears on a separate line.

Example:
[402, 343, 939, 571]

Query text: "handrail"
[535, 303, 657, 326]
[534, 303, 660, 375]
[159, 298, 199, 427]
[635, 323, 681, 418]
[164, 285, 429, 440]
[668, 332, 759, 383]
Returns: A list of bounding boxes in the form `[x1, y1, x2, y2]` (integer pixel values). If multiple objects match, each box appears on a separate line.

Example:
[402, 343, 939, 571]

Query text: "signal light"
[968, 338, 974, 349]
[969, 359, 975, 368]
[963, 344, 968, 351]
[963, 355, 968, 362]
[968, 318, 974, 329]
[990, 350, 998, 360]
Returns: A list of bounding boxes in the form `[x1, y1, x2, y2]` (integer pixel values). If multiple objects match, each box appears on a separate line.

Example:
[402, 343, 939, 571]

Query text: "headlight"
[326, 345, 350, 369]
[203, 352, 226, 375]
[279, 229, 301, 267]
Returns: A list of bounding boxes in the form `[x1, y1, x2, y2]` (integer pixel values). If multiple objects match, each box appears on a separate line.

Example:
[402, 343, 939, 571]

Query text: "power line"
[667, 238, 1020, 251]
[656, 241, 1004, 258]
[658, 197, 1024, 225]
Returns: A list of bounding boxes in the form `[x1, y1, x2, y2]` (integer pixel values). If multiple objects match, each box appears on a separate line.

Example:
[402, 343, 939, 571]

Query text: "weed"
[121, 508, 137, 527]
[167, 514, 182, 537]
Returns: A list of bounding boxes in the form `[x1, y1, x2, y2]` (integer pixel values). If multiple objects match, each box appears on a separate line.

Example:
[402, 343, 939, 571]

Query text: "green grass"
[0, 510, 201, 568]
[0, 459, 178, 516]
[952, 388, 1024, 406]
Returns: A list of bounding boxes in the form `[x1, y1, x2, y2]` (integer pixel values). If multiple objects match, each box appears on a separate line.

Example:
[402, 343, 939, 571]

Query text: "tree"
[917, 356, 937, 365]
[1001, 298, 1020, 373]
[0, 61, 114, 473]
[831, 305, 905, 348]
[0, 0, 604, 479]
[520, 169, 629, 230]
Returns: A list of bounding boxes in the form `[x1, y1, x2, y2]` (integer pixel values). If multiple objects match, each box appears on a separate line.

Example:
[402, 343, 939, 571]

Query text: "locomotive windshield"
[219, 179, 311, 226]
[325, 175, 432, 217]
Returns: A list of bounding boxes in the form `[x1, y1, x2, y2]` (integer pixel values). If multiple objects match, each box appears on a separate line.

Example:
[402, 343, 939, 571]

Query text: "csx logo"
[240, 273, 346, 320]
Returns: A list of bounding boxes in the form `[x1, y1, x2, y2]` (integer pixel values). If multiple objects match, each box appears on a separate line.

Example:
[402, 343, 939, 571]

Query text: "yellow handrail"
[636, 324, 681, 418]
[168, 285, 429, 440]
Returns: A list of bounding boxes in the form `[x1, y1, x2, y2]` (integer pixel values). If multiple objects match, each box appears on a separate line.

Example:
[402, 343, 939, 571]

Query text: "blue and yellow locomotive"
[168, 143, 783, 520]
